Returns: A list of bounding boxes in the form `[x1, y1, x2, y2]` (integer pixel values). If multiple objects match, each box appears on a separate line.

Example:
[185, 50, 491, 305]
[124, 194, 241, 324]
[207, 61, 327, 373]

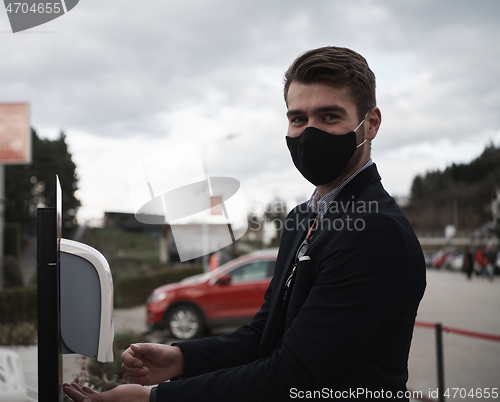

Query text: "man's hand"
[63, 383, 150, 402]
[121, 343, 185, 385]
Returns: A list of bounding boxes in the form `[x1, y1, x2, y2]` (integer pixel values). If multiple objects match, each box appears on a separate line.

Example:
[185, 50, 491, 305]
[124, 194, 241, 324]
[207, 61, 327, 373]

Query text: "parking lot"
[407, 268, 500, 395]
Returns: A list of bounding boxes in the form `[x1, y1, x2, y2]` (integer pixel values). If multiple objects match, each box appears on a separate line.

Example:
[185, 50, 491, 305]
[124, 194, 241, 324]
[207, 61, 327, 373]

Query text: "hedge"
[114, 264, 203, 308]
[0, 285, 37, 324]
[0, 266, 203, 324]
[2, 256, 24, 288]
[4, 223, 21, 261]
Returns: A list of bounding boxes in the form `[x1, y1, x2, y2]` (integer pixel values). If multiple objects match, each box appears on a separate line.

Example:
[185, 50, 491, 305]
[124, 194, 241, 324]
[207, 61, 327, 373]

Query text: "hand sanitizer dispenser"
[37, 176, 115, 402]
[60, 239, 114, 362]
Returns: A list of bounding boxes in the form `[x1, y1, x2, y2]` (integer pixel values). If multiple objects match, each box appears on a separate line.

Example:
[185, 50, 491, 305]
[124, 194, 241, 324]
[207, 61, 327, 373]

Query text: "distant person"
[462, 246, 474, 280]
[208, 249, 231, 271]
[208, 252, 217, 272]
[484, 243, 496, 281]
[64, 46, 426, 402]
[475, 246, 487, 278]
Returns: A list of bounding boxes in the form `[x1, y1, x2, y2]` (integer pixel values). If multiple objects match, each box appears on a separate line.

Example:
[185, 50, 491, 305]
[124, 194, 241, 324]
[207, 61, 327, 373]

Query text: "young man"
[64, 46, 426, 402]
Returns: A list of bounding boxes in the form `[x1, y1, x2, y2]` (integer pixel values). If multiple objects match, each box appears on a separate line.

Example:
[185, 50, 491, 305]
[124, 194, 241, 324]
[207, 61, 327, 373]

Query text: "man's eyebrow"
[286, 109, 304, 118]
[314, 105, 348, 115]
[286, 105, 348, 118]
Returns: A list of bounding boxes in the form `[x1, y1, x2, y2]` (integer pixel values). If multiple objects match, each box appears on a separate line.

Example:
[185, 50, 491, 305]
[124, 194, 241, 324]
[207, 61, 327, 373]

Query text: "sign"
[0, 103, 31, 164]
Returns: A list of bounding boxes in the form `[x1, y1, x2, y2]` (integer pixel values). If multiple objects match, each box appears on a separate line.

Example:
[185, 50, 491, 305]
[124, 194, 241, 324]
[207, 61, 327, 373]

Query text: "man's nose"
[306, 118, 319, 128]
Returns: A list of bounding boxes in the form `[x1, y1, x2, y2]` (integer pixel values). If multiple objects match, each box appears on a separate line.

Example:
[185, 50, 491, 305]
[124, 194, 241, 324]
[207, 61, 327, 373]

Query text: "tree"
[5, 128, 80, 236]
[404, 144, 500, 235]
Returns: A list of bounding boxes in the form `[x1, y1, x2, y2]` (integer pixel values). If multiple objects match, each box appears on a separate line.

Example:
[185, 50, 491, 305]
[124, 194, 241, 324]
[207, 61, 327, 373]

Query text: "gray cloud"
[2, 0, 498, 138]
[1, 0, 499, 216]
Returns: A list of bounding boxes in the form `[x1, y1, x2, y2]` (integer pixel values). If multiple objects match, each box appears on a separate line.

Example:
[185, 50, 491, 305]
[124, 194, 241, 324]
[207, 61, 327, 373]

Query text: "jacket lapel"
[277, 210, 315, 289]
[321, 163, 381, 223]
[300, 164, 382, 251]
[260, 164, 382, 356]
[261, 206, 314, 354]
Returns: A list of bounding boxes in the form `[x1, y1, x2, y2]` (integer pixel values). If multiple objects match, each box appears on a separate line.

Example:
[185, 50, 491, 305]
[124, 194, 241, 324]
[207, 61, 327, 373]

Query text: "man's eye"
[324, 114, 339, 121]
[291, 116, 306, 124]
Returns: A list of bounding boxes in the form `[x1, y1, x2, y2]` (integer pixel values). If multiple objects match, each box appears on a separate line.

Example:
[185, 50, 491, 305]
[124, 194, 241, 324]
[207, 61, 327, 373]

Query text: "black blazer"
[158, 164, 426, 401]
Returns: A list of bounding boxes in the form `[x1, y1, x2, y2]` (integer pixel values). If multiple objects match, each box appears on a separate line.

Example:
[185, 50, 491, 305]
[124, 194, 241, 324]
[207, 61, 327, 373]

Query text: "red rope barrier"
[414, 321, 435, 329]
[415, 321, 500, 342]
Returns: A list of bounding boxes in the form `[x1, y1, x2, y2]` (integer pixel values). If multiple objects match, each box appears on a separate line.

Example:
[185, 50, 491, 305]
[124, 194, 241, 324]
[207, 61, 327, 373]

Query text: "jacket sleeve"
[170, 205, 306, 377]
[156, 213, 422, 401]
[172, 281, 273, 377]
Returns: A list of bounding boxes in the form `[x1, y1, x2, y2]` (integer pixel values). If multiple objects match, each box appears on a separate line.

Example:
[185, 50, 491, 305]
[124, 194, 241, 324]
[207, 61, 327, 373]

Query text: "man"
[64, 46, 426, 401]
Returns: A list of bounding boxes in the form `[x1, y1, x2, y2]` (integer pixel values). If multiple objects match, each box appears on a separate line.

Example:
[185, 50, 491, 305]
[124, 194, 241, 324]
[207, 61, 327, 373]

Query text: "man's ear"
[366, 107, 381, 141]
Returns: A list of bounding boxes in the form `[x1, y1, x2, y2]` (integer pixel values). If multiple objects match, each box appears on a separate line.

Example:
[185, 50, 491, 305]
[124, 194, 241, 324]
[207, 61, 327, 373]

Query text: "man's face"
[286, 82, 361, 138]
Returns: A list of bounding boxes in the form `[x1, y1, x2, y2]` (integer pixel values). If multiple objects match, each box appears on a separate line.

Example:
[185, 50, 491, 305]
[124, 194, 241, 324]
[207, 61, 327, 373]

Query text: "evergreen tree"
[404, 144, 500, 234]
[5, 128, 80, 236]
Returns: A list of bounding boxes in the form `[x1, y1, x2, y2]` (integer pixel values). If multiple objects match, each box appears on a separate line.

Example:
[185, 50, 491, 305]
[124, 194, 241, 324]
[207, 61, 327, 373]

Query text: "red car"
[146, 249, 278, 340]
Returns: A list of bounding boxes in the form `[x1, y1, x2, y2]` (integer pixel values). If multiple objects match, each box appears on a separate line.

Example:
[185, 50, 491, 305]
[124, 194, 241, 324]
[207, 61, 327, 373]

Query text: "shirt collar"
[307, 159, 373, 219]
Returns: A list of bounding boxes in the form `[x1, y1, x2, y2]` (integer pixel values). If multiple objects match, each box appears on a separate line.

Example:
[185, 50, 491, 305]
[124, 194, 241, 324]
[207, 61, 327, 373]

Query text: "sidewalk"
[11, 269, 500, 400]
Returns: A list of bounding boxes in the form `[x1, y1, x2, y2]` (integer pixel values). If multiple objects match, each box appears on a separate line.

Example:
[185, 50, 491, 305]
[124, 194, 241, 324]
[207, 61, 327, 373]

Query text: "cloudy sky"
[1, 0, 499, 222]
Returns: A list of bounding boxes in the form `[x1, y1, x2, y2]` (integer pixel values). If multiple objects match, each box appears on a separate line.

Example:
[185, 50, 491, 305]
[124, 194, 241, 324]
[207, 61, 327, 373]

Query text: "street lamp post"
[201, 133, 239, 271]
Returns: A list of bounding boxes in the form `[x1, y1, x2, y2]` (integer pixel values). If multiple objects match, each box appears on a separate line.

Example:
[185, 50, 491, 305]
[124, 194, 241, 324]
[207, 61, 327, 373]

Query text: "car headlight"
[147, 291, 167, 303]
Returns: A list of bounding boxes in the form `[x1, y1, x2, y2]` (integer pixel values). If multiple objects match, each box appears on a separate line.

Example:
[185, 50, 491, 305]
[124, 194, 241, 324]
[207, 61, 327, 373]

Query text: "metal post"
[202, 133, 239, 270]
[435, 323, 445, 402]
[37, 207, 62, 401]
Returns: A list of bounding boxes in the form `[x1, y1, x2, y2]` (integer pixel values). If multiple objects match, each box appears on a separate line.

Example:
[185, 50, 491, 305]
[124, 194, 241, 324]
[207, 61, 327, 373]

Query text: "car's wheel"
[166, 305, 204, 340]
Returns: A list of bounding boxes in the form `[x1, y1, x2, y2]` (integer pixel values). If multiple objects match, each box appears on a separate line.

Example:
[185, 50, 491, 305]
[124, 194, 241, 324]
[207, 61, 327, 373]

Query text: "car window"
[230, 260, 273, 284]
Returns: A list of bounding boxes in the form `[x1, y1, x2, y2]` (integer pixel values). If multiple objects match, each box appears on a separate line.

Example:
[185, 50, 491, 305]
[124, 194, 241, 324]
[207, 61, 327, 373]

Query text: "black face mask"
[285, 118, 366, 186]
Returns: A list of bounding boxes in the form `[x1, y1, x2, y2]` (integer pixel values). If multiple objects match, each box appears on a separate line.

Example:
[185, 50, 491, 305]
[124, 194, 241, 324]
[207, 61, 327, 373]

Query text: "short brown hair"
[283, 46, 376, 119]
